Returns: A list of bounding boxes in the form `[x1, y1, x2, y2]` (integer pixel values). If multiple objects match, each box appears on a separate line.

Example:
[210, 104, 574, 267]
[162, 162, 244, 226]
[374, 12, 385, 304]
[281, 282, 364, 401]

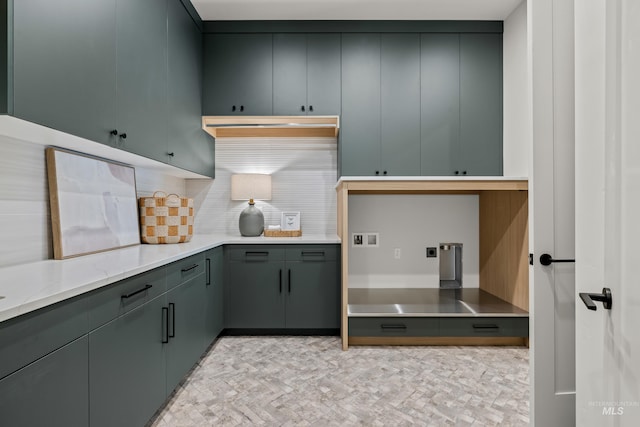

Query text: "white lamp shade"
[231, 174, 272, 201]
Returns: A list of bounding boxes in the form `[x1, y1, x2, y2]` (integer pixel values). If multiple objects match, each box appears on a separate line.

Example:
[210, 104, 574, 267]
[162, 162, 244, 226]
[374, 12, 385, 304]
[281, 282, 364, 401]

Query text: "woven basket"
[139, 191, 193, 244]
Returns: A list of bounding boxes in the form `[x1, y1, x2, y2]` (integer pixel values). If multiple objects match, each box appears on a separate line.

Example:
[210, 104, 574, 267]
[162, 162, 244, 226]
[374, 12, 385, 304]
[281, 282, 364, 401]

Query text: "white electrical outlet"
[352, 232, 380, 248]
[352, 233, 364, 247]
[394, 248, 401, 259]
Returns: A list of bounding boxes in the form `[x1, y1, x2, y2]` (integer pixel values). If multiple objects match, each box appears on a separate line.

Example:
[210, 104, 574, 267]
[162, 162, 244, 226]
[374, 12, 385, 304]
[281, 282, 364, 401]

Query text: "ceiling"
[191, 0, 524, 21]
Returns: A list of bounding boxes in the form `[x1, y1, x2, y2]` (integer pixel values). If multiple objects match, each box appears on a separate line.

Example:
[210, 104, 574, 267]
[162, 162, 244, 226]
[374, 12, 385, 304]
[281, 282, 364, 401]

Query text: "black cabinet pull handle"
[472, 324, 499, 330]
[454, 170, 460, 175]
[181, 264, 198, 273]
[288, 269, 291, 293]
[245, 251, 269, 256]
[121, 284, 152, 299]
[309, 105, 313, 112]
[167, 152, 175, 157]
[232, 105, 236, 112]
[301, 105, 305, 112]
[119, 133, 127, 139]
[381, 324, 407, 330]
[383, 171, 387, 175]
[462, 171, 467, 175]
[540, 253, 575, 266]
[206, 258, 211, 286]
[375, 171, 380, 175]
[279, 269, 282, 294]
[579, 287, 612, 311]
[162, 307, 169, 343]
[168, 303, 175, 338]
[240, 105, 244, 112]
[301, 251, 325, 257]
[110, 129, 118, 136]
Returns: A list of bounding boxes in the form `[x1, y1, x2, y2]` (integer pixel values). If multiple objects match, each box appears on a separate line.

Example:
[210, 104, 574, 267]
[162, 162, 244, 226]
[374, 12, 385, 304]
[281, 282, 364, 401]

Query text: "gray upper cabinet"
[167, 0, 215, 177]
[115, 0, 168, 162]
[380, 34, 421, 176]
[273, 33, 341, 116]
[203, 33, 273, 115]
[341, 33, 421, 176]
[460, 33, 503, 176]
[421, 34, 460, 176]
[341, 33, 381, 176]
[12, 0, 117, 146]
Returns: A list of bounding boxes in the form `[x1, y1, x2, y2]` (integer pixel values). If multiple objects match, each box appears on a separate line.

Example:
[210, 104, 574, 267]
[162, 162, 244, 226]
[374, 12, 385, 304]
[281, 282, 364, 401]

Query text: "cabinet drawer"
[349, 317, 439, 337]
[166, 253, 206, 290]
[0, 294, 89, 380]
[226, 246, 285, 262]
[285, 245, 339, 261]
[439, 317, 529, 337]
[87, 267, 166, 331]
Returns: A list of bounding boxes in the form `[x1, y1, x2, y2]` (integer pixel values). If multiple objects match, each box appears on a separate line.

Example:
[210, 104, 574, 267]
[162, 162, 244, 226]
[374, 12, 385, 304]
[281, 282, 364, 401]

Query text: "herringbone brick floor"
[149, 336, 529, 426]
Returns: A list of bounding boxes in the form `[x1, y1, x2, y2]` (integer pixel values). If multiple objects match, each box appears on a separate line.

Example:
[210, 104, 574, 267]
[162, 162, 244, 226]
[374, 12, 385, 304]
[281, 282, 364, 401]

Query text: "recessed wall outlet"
[352, 233, 364, 247]
[394, 248, 401, 259]
[367, 233, 379, 247]
[352, 232, 379, 248]
[426, 247, 437, 258]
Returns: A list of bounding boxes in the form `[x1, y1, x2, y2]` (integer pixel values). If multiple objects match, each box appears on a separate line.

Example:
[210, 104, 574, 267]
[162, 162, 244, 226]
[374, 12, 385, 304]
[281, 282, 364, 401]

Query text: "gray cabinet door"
[460, 33, 503, 176]
[12, 0, 117, 146]
[89, 297, 166, 427]
[115, 0, 168, 162]
[203, 34, 273, 115]
[0, 336, 89, 427]
[285, 260, 340, 329]
[167, 0, 215, 178]
[273, 34, 307, 115]
[166, 274, 207, 394]
[341, 33, 381, 176]
[226, 260, 285, 329]
[421, 34, 460, 176]
[381, 34, 421, 176]
[307, 33, 341, 116]
[205, 247, 224, 344]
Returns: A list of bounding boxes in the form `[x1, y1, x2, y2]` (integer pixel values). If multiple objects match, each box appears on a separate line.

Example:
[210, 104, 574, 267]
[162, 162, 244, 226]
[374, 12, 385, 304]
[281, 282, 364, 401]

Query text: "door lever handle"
[579, 287, 612, 311]
[540, 253, 575, 266]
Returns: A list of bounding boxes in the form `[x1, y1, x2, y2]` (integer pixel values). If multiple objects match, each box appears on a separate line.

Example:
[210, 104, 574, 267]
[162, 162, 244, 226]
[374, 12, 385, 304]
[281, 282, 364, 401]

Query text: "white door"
[575, 0, 640, 425]
[530, 0, 577, 424]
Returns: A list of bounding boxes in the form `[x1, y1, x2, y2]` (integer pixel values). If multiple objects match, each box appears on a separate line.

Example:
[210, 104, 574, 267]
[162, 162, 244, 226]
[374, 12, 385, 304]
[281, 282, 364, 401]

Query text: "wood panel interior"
[202, 115, 340, 138]
[336, 179, 529, 349]
[479, 190, 529, 311]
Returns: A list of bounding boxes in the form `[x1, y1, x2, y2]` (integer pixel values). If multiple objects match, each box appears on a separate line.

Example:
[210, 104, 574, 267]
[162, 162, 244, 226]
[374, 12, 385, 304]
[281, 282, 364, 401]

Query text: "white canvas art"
[47, 148, 140, 259]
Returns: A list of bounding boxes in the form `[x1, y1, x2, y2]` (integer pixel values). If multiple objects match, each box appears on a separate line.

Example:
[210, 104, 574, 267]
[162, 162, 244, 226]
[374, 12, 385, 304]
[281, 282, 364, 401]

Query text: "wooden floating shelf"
[202, 116, 340, 138]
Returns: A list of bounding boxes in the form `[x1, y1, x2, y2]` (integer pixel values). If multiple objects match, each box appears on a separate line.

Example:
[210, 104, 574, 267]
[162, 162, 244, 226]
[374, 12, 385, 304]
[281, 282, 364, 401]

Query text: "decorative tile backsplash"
[186, 137, 338, 236]
[0, 135, 338, 268]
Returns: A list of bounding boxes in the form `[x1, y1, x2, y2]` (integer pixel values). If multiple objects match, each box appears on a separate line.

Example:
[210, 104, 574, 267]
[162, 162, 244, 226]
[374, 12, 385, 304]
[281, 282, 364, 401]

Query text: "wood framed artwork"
[46, 147, 140, 259]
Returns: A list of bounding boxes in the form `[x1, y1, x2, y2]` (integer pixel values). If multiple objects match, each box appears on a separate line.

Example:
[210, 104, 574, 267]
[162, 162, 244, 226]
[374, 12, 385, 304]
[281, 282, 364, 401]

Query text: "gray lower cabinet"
[349, 317, 528, 338]
[165, 273, 208, 394]
[225, 245, 340, 331]
[203, 33, 273, 115]
[205, 247, 225, 343]
[0, 336, 89, 427]
[89, 296, 166, 427]
[273, 33, 341, 116]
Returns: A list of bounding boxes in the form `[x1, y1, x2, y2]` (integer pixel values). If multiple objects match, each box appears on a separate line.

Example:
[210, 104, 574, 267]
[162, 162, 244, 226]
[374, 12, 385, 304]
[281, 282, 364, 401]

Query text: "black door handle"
[540, 253, 575, 266]
[579, 288, 612, 311]
[168, 303, 175, 338]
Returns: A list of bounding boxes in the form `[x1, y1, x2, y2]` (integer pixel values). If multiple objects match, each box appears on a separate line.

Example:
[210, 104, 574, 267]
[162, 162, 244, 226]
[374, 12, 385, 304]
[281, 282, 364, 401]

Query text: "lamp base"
[239, 203, 264, 237]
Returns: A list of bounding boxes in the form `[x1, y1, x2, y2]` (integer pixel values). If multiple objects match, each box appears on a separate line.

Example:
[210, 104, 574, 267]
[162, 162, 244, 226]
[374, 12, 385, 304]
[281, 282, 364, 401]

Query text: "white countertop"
[0, 233, 340, 323]
[336, 176, 528, 187]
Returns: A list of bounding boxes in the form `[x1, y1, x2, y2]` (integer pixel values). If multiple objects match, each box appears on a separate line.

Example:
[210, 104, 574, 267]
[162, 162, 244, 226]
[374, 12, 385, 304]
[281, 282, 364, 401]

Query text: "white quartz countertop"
[0, 233, 340, 323]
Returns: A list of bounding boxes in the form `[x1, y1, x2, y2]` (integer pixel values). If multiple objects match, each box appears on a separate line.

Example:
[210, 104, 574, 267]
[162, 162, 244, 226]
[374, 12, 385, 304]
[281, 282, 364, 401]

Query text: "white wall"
[187, 137, 337, 236]
[503, 0, 530, 177]
[348, 194, 479, 289]
[0, 136, 186, 268]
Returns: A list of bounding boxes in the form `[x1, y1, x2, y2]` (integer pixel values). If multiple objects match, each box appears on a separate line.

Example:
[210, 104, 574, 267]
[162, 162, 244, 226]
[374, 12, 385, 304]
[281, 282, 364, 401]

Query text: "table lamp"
[231, 174, 272, 236]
